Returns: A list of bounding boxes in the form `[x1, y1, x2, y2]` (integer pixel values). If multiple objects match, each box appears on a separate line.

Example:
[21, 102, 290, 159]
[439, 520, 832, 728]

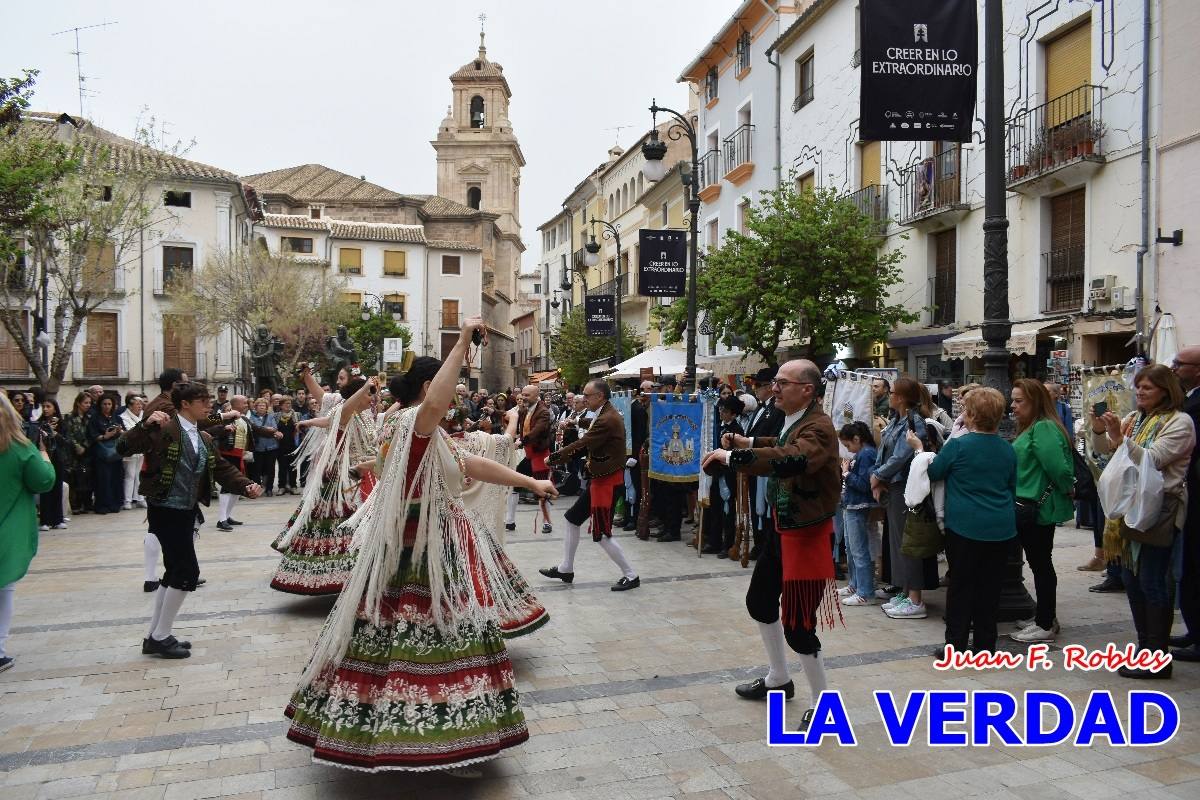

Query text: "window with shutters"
[1044, 189, 1086, 312]
[858, 141, 881, 189]
[441, 299, 460, 329]
[932, 230, 956, 325]
[441, 332, 459, 360]
[1044, 18, 1091, 127]
[82, 240, 117, 293]
[705, 68, 719, 103]
[84, 312, 119, 376]
[338, 248, 362, 275]
[793, 51, 815, 111]
[162, 245, 193, 290]
[735, 30, 751, 74]
[738, 199, 751, 233]
[281, 237, 313, 254]
[0, 311, 31, 376]
[6, 238, 28, 292]
[796, 171, 816, 195]
[162, 314, 197, 374]
[383, 250, 407, 276]
[441, 254, 461, 275]
[341, 292, 362, 306]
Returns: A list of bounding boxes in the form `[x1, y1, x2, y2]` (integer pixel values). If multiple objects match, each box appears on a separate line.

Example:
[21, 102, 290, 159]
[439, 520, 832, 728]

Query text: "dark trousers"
[703, 472, 736, 550]
[147, 503, 201, 591]
[276, 451, 295, 490]
[1178, 499, 1200, 639]
[39, 474, 65, 526]
[745, 525, 821, 655]
[944, 529, 1009, 651]
[92, 457, 123, 513]
[652, 480, 685, 536]
[626, 462, 641, 520]
[1017, 518, 1057, 629]
[252, 451, 277, 491]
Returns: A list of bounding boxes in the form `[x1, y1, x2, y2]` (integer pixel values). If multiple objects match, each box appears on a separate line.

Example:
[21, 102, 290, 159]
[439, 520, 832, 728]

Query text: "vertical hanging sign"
[585, 295, 615, 336]
[860, 0, 978, 142]
[638, 229, 688, 297]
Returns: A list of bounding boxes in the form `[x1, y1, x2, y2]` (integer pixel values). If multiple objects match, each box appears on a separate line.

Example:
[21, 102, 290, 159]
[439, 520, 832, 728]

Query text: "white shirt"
[178, 414, 201, 453]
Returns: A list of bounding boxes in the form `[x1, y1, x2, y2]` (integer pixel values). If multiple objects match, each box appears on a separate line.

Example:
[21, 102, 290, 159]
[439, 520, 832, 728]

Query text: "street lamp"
[360, 292, 404, 372]
[586, 216, 624, 364]
[641, 99, 701, 392]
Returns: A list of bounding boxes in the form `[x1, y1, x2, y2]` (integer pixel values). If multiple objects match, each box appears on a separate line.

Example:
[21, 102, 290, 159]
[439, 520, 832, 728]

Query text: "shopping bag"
[1123, 447, 1164, 531]
[1096, 441, 1138, 520]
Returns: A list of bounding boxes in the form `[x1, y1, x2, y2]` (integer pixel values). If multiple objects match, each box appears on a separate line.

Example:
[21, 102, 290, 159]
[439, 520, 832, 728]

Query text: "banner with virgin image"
[648, 394, 713, 483]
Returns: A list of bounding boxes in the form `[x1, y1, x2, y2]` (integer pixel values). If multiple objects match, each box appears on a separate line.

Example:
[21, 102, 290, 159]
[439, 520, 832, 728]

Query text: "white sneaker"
[885, 601, 927, 619]
[52, 523, 67, 529]
[39, 525, 49, 531]
[882, 594, 908, 612]
[1011, 624, 1056, 643]
[842, 594, 877, 606]
[874, 588, 894, 601]
[837, 585, 857, 598]
[1013, 618, 1034, 631]
[122, 503, 133, 511]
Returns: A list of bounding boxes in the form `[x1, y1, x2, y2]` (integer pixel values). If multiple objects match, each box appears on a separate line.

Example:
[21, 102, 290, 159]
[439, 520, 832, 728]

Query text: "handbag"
[1119, 494, 1180, 547]
[95, 438, 123, 464]
[1070, 448, 1097, 502]
[901, 497, 944, 557]
[1014, 483, 1053, 529]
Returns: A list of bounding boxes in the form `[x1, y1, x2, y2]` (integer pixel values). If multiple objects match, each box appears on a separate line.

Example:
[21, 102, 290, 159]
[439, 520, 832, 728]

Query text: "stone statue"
[251, 324, 285, 393]
[324, 325, 357, 371]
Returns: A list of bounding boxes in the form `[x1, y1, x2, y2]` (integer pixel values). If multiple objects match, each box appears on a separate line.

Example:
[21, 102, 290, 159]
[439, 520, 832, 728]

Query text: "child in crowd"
[837, 421, 879, 606]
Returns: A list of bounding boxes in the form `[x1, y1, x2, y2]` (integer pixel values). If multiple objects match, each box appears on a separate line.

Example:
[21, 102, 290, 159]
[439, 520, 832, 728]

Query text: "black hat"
[752, 366, 778, 384]
[217, 385, 229, 392]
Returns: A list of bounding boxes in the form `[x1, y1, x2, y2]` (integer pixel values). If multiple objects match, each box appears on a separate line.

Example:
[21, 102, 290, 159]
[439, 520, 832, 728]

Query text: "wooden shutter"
[383, 250, 406, 276]
[797, 171, 815, 194]
[162, 314, 196, 373]
[859, 141, 881, 188]
[933, 230, 957, 325]
[1046, 21, 1090, 126]
[1048, 189, 1086, 311]
[440, 332, 459, 360]
[84, 241, 116, 292]
[0, 312, 30, 376]
[441, 299, 460, 329]
[339, 248, 361, 273]
[84, 312, 118, 376]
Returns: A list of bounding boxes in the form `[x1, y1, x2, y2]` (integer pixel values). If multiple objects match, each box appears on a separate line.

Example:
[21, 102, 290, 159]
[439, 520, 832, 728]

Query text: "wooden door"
[441, 299, 460, 329]
[163, 314, 196, 374]
[84, 313, 118, 376]
[1047, 189, 1086, 311]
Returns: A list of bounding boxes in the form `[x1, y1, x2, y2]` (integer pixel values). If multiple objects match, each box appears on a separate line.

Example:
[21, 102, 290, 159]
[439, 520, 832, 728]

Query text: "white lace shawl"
[299, 407, 531, 686]
[457, 431, 520, 544]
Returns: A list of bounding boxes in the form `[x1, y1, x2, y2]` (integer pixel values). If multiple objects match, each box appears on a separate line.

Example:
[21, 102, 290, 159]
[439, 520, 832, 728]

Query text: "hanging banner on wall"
[860, 0, 978, 142]
[585, 295, 615, 336]
[638, 229, 688, 297]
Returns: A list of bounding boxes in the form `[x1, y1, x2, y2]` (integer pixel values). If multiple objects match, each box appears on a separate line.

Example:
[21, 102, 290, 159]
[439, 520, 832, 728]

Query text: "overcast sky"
[6, 0, 736, 269]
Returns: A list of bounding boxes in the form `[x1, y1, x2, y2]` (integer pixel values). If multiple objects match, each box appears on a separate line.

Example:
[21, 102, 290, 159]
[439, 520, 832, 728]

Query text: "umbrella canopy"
[606, 346, 712, 379]
[1151, 312, 1179, 367]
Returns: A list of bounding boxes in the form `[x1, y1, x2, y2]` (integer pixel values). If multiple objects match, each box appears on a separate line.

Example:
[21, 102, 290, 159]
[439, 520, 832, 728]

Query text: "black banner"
[638, 229, 687, 297]
[860, 0, 977, 142]
[585, 295, 615, 336]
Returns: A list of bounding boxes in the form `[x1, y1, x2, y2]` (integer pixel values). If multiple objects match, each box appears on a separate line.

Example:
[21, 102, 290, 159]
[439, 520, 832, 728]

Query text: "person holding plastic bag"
[1092, 364, 1195, 680]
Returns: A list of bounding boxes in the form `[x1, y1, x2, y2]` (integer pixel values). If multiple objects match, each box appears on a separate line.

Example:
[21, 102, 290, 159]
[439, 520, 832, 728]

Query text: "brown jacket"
[117, 416, 253, 505]
[548, 402, 625, 478]
[520, 401, 552, 452]
[730, 403, 840, 529]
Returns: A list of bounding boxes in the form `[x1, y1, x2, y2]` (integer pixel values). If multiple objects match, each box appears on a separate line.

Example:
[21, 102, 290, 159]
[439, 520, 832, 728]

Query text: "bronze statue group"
[123, 316, 843, 774]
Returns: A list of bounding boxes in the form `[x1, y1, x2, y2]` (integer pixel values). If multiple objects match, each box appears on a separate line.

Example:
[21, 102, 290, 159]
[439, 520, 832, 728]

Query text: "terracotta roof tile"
[263, 213, 325, 231]
[328, 220, 426, 243]
[419, 195, 481, 217]
[242, 164, 403, 203]
[426, 239, 482, 252]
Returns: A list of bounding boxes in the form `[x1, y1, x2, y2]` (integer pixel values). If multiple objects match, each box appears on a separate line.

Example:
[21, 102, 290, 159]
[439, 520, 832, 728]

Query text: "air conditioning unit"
[1089, 274, 1116, 303]
[1111, 286, 1134, 311]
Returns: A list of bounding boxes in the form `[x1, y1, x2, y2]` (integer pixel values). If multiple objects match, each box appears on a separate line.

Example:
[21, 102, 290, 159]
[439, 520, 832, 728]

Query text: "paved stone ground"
[2, 492, 1199, 800]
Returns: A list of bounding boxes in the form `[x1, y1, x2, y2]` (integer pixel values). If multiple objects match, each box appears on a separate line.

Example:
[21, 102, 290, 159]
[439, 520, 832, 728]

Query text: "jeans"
[1122, 538, 1176, 608]
[0, 582, 14, 659]
[1017, 517, 1057, 629]
[832, 503, 845, 563]
[843, 507, 875, 599]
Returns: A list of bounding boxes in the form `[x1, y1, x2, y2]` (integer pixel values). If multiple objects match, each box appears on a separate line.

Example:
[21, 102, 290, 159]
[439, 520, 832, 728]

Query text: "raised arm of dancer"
[415, 316, 484, 436]
[464, 454, 558, 498]
[339, 375, 379, 422]
[503, 406, 519, 438]
[298, 415, 332, 430]
[301, 364, 324, 405]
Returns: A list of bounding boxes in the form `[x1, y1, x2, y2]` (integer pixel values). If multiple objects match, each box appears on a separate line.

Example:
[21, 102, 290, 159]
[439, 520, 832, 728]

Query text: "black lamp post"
[641, 100, 701, 392]
[584, 216, 623, 364]
[360, 292, 404, 372]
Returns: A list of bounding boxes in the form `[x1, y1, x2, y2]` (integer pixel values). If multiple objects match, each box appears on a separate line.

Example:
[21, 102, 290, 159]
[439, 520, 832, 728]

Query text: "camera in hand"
[471, 327, 484, 347]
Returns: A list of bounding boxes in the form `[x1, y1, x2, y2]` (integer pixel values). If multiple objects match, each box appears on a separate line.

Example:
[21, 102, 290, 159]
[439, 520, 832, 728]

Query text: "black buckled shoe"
[216, 520, 234, 532]
[735, 677, 795, 700]
[226, 518, 244, 526]
[142, 636, 192, 659]
[538, 566, 574, 584]
[1171, 645, 1200, 662]
[611, 576, 640, 591]
[504, 523, 516, 531]
[143, 581, 159, 593]
[796, 707, 815, 731]
[1089, 576, 1125, 593]
[1169, 634, 1194, 648]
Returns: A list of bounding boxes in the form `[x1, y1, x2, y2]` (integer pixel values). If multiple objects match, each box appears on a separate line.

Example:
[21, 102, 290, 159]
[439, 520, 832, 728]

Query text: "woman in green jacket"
[1009, 378, 1076, 644]
[0, 392, 58, 673]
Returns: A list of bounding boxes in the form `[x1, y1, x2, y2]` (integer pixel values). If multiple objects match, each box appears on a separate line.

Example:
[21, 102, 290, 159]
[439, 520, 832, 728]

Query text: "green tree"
[333, 303, 413, 375]
[656, 181, 917, 366]
[549, 305, 641, 389]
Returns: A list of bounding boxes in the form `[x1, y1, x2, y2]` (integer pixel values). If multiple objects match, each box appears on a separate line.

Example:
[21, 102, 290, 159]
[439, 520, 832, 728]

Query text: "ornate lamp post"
[641, 99, 701, 391]
[583, 216, 624, 364]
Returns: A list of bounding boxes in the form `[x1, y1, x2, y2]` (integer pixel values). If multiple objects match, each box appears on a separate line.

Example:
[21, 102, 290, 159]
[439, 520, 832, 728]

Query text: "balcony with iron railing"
[899, 146, 971, 229]
[697, 149, 722, 202]
[1042, 245, 1085, 313]
[722, 124, 755, 185]
[841, 184, 889, 236]
[930, 270, 956, 326]
[1006, 84, 1105, 194]
[152, 266, 193, 296]
[586, 273, 627, 300]
[72, 350, 129, 381]
[791, 85, 814, 113]
[152, 351, 208, 380]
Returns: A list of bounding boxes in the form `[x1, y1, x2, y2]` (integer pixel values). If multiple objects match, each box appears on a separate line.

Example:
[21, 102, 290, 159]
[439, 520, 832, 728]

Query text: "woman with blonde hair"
[0, 392, 58, 673]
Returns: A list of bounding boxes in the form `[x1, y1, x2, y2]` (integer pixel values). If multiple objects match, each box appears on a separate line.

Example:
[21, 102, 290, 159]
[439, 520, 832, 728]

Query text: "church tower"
[432, 31, 525, 299]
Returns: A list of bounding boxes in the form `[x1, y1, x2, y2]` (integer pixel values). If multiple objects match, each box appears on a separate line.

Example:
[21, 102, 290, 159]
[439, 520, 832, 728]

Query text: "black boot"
[1119, 596, 1173, 679]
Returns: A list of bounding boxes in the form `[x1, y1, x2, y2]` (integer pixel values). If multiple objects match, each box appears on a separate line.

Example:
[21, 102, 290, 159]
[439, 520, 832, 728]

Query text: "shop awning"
[941, 319, 1064, 361]
[530, 369, 560, 386]
[605, 346, 713, 379]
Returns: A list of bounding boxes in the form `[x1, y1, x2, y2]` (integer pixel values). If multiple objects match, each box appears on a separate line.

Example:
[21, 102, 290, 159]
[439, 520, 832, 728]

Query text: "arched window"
[637, 174, 644, 198]
[470, 95, 485, 129]
[467, 186, 481, 209]
[608, 193, 615, 213]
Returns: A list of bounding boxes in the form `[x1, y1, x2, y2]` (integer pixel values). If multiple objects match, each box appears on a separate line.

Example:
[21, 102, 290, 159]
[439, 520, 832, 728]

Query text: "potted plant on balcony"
[1024, 134, 1048, 174]
[1079, 119, 1104, 156]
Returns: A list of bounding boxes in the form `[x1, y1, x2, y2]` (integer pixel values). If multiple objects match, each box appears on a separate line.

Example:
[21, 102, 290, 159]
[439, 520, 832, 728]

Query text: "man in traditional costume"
[703, 359, 841, 731]
[516, 384, 554, 534]
[284, 318, 556, 772]
[540, 379, 641, 591]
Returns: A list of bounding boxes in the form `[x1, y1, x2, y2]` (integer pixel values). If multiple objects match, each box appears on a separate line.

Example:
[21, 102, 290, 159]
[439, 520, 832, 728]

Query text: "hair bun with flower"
[349, 363, 362, 377]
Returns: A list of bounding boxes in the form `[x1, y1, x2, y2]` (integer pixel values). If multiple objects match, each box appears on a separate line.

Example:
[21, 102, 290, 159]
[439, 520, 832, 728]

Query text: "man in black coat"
[744, 367, 785, 559]
[1172, 346, 1200, 662]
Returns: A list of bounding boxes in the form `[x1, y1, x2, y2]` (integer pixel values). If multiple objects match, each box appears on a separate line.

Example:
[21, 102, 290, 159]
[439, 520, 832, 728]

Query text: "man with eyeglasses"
[1171, 346, 1200, 662]
[541, 379, 641, 591]
[703, 359, 841, 731]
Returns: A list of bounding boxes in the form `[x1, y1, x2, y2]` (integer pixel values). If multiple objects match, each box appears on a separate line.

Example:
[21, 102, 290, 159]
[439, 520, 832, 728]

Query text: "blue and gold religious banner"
[648, 393, 714, 483]
[610, 390, 634, 455]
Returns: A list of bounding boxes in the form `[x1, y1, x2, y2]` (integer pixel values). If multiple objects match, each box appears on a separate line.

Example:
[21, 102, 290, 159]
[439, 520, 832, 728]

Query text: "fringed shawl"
[457, 431, 520, 544]
[299, 407, 536, 687]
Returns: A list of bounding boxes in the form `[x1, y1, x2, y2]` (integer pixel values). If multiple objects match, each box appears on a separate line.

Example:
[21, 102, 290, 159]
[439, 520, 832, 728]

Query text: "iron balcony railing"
[1043, 245, 1086, 312]
[698, 149, 721, 190]
[586, 273, 626, 299]
[73, 349, 129, 380]
[842, 184, 889, 235]
[791, 85, 815, 113]
[722, 124, 754, 172]
[152, 351, 207, 379]
[899, 146, 969, 225]
[1006, 84, 1104, 184]
[931, 270, 956, 326]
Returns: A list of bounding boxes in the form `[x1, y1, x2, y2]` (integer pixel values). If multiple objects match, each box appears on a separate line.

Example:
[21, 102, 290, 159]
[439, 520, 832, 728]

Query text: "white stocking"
[218, 493, 236, 522]
[757, 620, 791, 688]
[558, 522, 581, 573]
[147, 585, 167, 638]
[151, 587, 188, 641]
[798, 652, 828, 708]
[143, 533, 161, 582]
[597, 537, 637, 580]
[505, 491, 517, 525]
